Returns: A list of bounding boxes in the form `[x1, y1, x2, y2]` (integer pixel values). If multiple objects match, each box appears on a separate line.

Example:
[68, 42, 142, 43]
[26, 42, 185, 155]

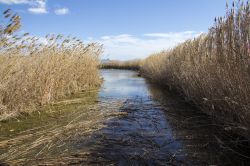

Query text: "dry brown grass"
[141, 1, 250, 138]
[101, 60, 141, 70]
[0, 10, 102, 120]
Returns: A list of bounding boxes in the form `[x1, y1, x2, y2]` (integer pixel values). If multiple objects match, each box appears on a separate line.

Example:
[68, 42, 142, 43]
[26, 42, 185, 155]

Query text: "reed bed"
[0, 10, 102, 120]
[141, 1, 250, 138]
[0, 98, 126, 165]
[101, 60, 141, 70]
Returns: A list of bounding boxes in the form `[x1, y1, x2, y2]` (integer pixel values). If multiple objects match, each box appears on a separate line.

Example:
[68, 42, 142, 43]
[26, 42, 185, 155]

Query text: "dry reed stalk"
[0, 9, 103, 120]
[141, 1, 250, 138]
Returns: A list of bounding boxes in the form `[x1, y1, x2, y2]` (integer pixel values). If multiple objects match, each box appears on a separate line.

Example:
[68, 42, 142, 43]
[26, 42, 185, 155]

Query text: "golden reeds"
[0, 10, 102, 120]
[141, 1, 250, 138]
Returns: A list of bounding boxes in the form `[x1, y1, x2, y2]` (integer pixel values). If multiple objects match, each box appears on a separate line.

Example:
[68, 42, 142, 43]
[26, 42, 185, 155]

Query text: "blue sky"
[0, 0, 234, 60]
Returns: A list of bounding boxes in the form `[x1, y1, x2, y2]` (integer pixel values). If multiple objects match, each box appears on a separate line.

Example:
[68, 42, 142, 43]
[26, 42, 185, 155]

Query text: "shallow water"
[95, 70, 185, 165]
[0, 69, 249, 165]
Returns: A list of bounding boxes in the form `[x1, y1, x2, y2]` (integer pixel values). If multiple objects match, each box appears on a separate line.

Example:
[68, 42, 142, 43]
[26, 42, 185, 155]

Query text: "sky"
[0, 0, 234, 60]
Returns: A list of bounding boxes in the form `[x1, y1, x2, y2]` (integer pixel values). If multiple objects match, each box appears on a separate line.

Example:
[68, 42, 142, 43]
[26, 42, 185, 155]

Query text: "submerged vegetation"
[141, 1, 250, 138]
[0, 10, 102, 120]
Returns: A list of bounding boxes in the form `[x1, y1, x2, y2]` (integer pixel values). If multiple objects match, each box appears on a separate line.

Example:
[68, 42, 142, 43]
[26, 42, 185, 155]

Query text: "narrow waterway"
[92, 70, 248, 165]
[95, 69, 185, 165]
[0, 69, 248, 165]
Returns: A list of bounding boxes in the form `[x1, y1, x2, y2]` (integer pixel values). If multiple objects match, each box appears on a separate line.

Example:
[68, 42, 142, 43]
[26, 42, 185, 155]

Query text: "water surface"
[0, 69, 248, 165]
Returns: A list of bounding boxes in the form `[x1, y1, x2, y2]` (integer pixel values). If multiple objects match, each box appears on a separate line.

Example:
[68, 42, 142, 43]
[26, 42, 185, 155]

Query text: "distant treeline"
[101, 60, 141, 70]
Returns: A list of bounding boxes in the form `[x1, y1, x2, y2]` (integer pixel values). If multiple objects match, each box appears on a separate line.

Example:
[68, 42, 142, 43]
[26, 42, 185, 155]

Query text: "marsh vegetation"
[0, 10, 102, 120]
[1, 70, 248, 165]
[141, 1, 250, 139]
[101, 60, 141, 70]
[0, 1, 250, 165]
[107, 1, 250, 141]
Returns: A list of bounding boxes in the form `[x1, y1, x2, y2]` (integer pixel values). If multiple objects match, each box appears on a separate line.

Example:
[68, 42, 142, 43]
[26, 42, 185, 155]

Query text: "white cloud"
[88, 31, 202, 60]
[101, 34, 139, 44]
[28, 7, 47, 14]
[0, 0, 48, 14]
[144, 31, 198, 38]
[0, 0, 29, 5]
[28, 0, 47, 14]
[54, 7, 69, 15]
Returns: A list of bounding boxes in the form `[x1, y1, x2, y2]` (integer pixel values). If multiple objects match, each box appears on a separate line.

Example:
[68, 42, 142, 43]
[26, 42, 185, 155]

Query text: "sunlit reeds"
[141, 1, 250, 138]
[0, 10, 102, 120]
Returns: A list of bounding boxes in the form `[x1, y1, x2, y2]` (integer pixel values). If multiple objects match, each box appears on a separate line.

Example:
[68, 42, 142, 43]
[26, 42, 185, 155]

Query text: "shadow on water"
[0, 69, 249, 165]
[75, 99, 185, 165]
[147, 83, 250, 165]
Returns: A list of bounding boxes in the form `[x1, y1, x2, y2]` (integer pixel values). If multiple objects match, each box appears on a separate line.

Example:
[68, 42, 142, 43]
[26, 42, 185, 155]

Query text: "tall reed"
[141, 1, 250, 138]
[101, 60, 141, 70]
[0, 10, 102, 120]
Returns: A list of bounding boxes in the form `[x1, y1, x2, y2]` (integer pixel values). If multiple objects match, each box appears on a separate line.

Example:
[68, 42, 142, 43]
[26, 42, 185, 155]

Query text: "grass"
[141, 1, 250, 138]
[101, 60, 141, 70]
[0, 10, 102, 120]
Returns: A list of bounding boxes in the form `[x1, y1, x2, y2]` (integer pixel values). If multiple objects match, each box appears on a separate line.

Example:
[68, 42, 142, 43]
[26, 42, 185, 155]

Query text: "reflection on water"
[96, 69, 186, 165]
[0, 69, 248, 165]
[147, 77, 250, 165]
[99, 69, 149, 98]
[98, 69, 249, 165]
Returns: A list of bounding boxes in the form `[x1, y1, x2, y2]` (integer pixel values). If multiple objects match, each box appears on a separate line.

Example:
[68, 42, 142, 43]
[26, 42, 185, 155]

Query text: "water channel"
[0, 69, 248, 165]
